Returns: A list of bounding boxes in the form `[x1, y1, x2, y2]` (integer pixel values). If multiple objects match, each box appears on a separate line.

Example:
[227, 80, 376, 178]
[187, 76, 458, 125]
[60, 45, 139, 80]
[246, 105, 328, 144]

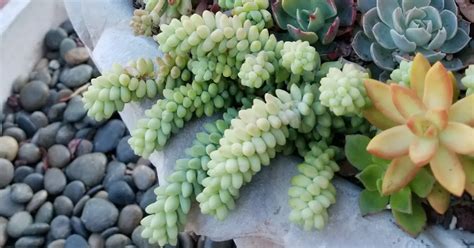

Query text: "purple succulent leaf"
[317, 17, 340, 45]
[373, 22, 397, 49]
[376, 0, 400, 29]
[421, 6, 442, 30]
[390, 30, 417, 52]
[314, 0, 337, 18]
[357, 0, 376, 13]
[352, 31, 373, 61]
[301, 8, 325, 32]
[405, 28, 431, 46]
[287, 24, 319, 44]
[440, 28, 471, 53]
[425, 27, 447, 50]
[370, 43, 396, 70]
[440, 10, 458, 39]
[362, 8, 379, 39]
[430, 0, 444, 11]
[334, 0, 356, 26]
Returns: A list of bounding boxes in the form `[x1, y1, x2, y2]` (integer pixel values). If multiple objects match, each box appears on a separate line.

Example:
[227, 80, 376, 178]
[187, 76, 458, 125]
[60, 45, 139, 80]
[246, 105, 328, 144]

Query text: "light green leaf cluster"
[232, 0, 273, 29]
[218, 0, 236, 10]
[156, 53, 192, 92]
[129, 80, 231, 157]
[288, 142, 339, 231]
[141, 109, 237, 246]
[238, 51, 275, 88]
[196, 84, 318, 219]
[461, 65, 474, 95]
[390, 60, 412, 87]
[83, 58, 157, 121]
[280, 40, 320, 83]
[131, 0, 192, 36]
[318, 63, 370, 116]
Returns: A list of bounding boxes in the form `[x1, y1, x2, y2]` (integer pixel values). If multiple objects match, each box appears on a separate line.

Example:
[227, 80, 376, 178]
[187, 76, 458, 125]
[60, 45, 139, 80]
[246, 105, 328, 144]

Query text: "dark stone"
[50, 215, 71, 240]
[93, 119, 126, 153]
[47, 103, 67, 122]
[74, 139, 94, 156]
[88, 234, 104, 248]
[70, 216, 88, 237]
[80, 198, 118, 233]
[15, 236, 45, 248]
[59, 64, 92, 88]
[86, 185, 104, 197]
[60, 20, 74, 34]
[30, 111, 49, 128]
[65, 153, 107, 187]
[132, 165, 156, 191]
[10, 183, 33, 204]
[106, 180, 135, 206]
[63, 180, 85, 204]
[105, 234, 131, 247]
[75, 128, 95, 140]
[6, 211, 33, 238]
[53, 196, 74, 217]
[198, 237, 235, 248]
[64, 96, 87, 122]
[65, 234, 88, 248]
[18, 143, 42, 164]
[132, 225, 160, 248]
[22, 223, 50, 235]
[56, 124, 76, 145]
[93, 190, 108, 200]
[33, 122, 61, 148]
[100, 226, 119, 239]
[47, 239, 66, 248]
[139, 184, 159, 210]
[44, 168, 67, 195]
[47, 144, 71, 168]
[19, 80, 50, 112]
[16, 113, 38, 137]
[0, 159, 14, 188]
[4, 127, 27, 143]
[13, 166, 34, 183]
[103, 161, 126, 187]
[31, 68, 52, 86]
[26, 190, 48, 212]
[178, 232, 195, 248]
[0, 188, 25, 217]
[35, 202, 54, 224]
[45, 28, 68, 50]
[118, 204, 143, 235]
[49, 60, 60, 70]
[72, 195, 90, 216]
[59, 38, 77, 59]
[23, 173, 44, 192]
[116, 136, 139, 163]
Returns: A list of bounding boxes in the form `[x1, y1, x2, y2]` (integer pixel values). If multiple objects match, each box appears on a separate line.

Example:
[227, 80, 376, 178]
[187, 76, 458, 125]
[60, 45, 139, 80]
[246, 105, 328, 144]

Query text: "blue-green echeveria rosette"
[352, 0, 471, 71]
[271, 0, 356, 45]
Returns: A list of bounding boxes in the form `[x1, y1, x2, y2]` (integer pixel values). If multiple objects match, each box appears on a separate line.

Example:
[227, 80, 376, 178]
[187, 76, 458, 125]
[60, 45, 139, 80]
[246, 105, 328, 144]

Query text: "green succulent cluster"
[82, 58, 157, 121]
[318, 63, 370, 116]
[239, 51, 276, 88]
[288, 142, 339, 231]
[390, 60, 412, 87]
[232, 0, 274, 29]
[353, 0, 471, 70]
[461, 65, 474, 95]
[131, 0, 193, 36]
[141, 109, 237, 246]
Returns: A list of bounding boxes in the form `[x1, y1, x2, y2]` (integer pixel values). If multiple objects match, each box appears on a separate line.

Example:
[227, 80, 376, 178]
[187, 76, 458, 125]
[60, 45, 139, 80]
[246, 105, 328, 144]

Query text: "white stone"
[64, 1, 474, 247]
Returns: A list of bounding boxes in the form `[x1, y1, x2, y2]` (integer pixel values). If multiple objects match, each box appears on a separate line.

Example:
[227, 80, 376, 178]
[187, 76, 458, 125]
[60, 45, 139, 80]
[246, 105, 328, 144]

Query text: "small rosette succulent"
[461, 65, 474, 95]
[271, 0, 355, 45]
[362, 54, 474, 202]
[353, 0, 471, 70]
[390, 60, 413, 87]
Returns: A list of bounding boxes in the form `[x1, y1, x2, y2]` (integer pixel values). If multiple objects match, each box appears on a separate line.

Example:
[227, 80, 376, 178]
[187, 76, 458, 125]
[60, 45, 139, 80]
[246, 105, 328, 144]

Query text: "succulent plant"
[461, 64, 474, 95]
[362, 54, 474, 199]
[271, 0, 355, 45]
[353, 0, 472, 71]
[390, 60, 413, 87]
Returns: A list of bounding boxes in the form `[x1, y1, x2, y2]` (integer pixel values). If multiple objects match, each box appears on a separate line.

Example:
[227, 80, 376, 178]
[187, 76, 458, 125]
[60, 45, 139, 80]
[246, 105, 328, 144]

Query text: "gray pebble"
[13, 166, 34, 183]
[49, 60, 61, 70]
[94, 190, 108, 200]
[4, 127, 27, 143]
[66, 153, 107, 187]
[10, 183, 33, 203]
[58, 88, 73, 100]
[198, 237, 234, 248]
[131, 225, 160, 248]
[44, 168, 67, 195]
[86, 184, 104, 196]
[15, 236, 45, 248]
[47, 103, 67, 122]
[18, 143, 42, 164]
[107, 180, 135, 206]
[56, 124, 76, 145]
[118, 204, 143, 235]
[60, 64, 92, 88]
[16, 112, 38, 137]
[0, 158, 14, 188]
[116, 136, 139, 163]
[45, 28, 68, 50]
[93, 119, 126, 153]
[64, 47, 90, 65]
[47, 144, 71, 168]
[33, 122, 61, 148]
[65, 234, 88, 248]
[132, 165, 156, 191]
[139, 184, 159, 210]
[50, 215, 71, 240]
[59, 38, 77, 59]
[32, 67, 52, 86]
[53, 196, 74, 216]
[100, 226, 119, 239]
[81, 198, 118, 233]
[64, 96, 87, 122]
[74, 139, 94, 156]
[22, 223, 50, 235]
[72, 195, 90, 216]
[12, 75, 29, 93]
[105, 234, 131, 248]
[34, 58, 49, 70]
[7, 211, 33, 238]
[70, 216, 88, 238]
[26, 190, 48, 212]
[35, 202, 54, 223]
[0, 188, 25, 217]
[60, 20, 74, 34]
[35, 162, 46, 174]
[63, 180, 85, 204]
[75, 128, 95, 140]
[0, 136, 18, 161]
[103, 161, 126, 187]
[47, 239, 66, 248]
[19, 80, 50, 111]
[88, 233, 105, 248]
[23, 173, 44, 192]
[178, 232, 195, 248]
[30, 111, 49, 128]
[0, 217, 7, 247]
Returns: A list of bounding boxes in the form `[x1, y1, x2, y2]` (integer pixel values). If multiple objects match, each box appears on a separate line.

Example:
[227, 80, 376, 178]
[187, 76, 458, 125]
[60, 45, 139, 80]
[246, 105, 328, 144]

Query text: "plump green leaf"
[356, 164, 385, 191]
[359, 189, 389, 215]
[372, 155, 390, 166]
[376, 178, 383, 195]
[392, 198, 427, 236]
[409, 168, 435, 198]
[390, 187, 412, 214]
[344, 135, 372, 171]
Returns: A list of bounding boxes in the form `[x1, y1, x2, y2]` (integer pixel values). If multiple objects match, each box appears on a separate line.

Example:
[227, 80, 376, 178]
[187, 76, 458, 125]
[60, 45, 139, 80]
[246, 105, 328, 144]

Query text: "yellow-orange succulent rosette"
[362, 54, 474, 214]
